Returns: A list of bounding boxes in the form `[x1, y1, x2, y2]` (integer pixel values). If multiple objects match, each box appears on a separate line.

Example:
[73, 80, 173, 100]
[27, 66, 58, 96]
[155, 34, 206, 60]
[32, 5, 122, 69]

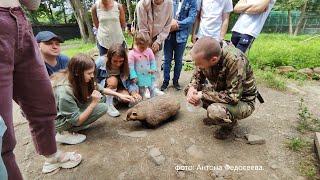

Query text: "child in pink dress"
[128, 32, 157, 98]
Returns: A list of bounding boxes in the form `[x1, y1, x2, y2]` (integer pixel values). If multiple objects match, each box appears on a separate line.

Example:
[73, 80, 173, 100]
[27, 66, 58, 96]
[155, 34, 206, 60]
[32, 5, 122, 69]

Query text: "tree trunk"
[47, 1, 55, 23]
[61, 1, 67, 24]
[126, 0, 133, 22]
[302, 18, 307, 33]
[294, 0, 308, 36]
[288, 10, 293, 35]
[69, 0, 95, 42]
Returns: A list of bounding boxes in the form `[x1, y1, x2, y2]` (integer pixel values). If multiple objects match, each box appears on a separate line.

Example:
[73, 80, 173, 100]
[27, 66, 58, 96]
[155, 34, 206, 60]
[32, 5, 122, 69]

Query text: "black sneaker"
[173, 82, 182, 90]
[160, 82, 168, 91]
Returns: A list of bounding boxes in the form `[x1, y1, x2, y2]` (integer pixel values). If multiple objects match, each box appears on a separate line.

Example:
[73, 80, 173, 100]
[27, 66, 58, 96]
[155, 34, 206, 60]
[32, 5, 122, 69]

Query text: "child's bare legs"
[148, 85, 155, 98]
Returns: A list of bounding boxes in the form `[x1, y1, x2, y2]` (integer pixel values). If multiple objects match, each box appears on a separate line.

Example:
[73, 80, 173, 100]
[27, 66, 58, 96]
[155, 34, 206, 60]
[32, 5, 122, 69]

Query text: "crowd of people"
[0, 0, 275, 179]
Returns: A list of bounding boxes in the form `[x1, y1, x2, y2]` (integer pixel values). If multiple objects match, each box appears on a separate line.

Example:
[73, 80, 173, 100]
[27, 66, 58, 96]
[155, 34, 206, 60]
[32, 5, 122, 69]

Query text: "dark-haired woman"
[96, 44, 142, 117]
[51, 53, 134, 145]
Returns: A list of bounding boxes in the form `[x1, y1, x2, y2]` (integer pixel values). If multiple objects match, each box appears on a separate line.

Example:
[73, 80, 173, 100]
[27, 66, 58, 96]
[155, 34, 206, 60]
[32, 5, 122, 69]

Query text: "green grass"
[287, 98, 320, 179]
[286, 137, 309, 152]
[61, 39, 95, 58]
[61, 33, 320, 84]
[254, 68, 287, 91]
[297, 98, 320, 133]
[299, 159, 317, 178]
[248, 34, 320, 69]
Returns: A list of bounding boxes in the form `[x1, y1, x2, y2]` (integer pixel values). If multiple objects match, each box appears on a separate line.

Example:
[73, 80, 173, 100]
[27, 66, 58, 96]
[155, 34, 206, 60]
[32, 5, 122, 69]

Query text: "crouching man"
[185, 37, 257, 139]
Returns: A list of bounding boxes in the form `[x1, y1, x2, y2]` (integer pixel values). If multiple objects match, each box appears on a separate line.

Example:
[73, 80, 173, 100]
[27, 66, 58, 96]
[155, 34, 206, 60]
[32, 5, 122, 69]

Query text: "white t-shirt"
[232, 0, 276, 38]
[196, 0, 233, 40]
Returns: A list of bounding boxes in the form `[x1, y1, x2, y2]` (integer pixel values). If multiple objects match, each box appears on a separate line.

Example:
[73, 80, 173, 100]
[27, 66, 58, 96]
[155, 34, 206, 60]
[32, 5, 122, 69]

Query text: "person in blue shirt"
[161, 0, 197, 91]
[36, 31, 69, 76]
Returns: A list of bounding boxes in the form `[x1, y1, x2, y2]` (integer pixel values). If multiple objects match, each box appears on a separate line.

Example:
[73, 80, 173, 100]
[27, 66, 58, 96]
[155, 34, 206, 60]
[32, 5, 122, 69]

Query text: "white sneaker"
[55, 131, 86, 145]
[42, 150, 82, 173]
[107, 104, 120, 117]
[154, 88, 165, 96]
[144, 88, 151, 99]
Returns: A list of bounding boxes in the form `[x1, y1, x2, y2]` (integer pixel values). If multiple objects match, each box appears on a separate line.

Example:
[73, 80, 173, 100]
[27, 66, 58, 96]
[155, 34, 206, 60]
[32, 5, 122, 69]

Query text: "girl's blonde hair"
[134, 32, 151, 47]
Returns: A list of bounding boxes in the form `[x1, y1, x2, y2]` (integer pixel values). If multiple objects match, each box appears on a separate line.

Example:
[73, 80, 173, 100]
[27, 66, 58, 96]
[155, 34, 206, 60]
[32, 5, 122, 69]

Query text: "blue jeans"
[163, 33, 187, 84]
[97, 42, 108, 56]
[231, 31, 255, 53]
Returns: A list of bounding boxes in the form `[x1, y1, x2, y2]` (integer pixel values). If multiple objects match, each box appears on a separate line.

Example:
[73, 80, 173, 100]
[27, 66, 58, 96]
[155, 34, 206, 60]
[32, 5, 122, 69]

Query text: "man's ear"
[210, 56, 218, 65]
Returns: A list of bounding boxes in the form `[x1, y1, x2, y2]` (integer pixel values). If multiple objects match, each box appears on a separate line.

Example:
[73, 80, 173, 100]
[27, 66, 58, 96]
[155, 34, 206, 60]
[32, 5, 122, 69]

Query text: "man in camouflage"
[185, 37, 257, 139]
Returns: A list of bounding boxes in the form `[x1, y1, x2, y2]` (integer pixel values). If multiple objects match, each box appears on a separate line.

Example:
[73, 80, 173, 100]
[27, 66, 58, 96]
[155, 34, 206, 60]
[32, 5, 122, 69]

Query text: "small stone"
[298, 68, 313, 76]
[170, 138, 176, 145]
[117, 130, 147, 138]
[314, 132, 320, 160]
[149, 147, 161, 157]
[245, 134, 266, 145]
[276, 66, 296, 74]
[151, 155, 165, 165]
[314, 67, 320, 75]
[149, 148, 165, 165]
[268, 161, 280, 170]
[186, 145, 205, 159]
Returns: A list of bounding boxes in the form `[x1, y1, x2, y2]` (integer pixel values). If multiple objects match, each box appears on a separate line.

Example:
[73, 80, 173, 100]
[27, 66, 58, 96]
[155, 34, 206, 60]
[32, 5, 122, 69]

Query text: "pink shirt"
[128, 48, 157, 87]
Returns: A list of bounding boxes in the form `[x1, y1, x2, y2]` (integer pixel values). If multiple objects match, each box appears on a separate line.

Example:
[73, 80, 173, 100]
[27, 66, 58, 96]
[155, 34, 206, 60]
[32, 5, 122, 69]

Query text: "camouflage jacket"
[184, 41, 257, 105]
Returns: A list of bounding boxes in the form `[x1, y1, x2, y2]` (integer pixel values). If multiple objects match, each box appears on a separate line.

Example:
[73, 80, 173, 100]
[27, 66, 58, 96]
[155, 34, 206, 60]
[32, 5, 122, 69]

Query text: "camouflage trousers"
[203, 100, 255, 128]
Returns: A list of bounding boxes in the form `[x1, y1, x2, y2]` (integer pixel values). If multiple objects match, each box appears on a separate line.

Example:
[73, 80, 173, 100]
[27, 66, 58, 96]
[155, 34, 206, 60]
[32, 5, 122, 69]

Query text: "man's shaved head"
[191, 37, 221, 60]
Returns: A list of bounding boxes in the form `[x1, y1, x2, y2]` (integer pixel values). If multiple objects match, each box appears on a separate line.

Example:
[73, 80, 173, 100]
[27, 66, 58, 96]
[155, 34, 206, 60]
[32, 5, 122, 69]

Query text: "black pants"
[231, 31, 255, 53]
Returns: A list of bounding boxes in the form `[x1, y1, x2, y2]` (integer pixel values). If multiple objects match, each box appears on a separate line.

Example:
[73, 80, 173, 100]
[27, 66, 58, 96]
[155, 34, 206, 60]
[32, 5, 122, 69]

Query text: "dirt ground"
[11, 71, 320, 180]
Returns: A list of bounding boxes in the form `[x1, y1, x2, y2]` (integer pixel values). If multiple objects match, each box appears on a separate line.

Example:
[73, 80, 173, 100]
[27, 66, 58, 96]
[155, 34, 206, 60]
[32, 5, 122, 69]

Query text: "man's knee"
[206, 103, 232, 123]
[106, 76, 118, 89]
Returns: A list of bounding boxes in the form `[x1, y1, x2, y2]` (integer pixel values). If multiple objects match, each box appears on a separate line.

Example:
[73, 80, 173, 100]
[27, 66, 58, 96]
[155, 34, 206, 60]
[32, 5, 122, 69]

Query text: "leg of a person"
[0, 117, 8, 180]
[172, 41, 187, 83]
[0, 136, 7, 180]
[105, 76, 118, 105]
[154, 47, 164, 87]
[138, 87, 145, 97]
[206, 101, 255, 127]
[69, 97, 108, 132]
[231, 31, 241, 47]
[206, 103, 234, 127]
[97, 42, 108, 56]
[225, 101, 255, 120]
[235, 33, 255, 53]
[163, 35, 174, 85]
[148, 86, 155, 97]
[12, 8, 57, 157]
[0, 7, 26, 180]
